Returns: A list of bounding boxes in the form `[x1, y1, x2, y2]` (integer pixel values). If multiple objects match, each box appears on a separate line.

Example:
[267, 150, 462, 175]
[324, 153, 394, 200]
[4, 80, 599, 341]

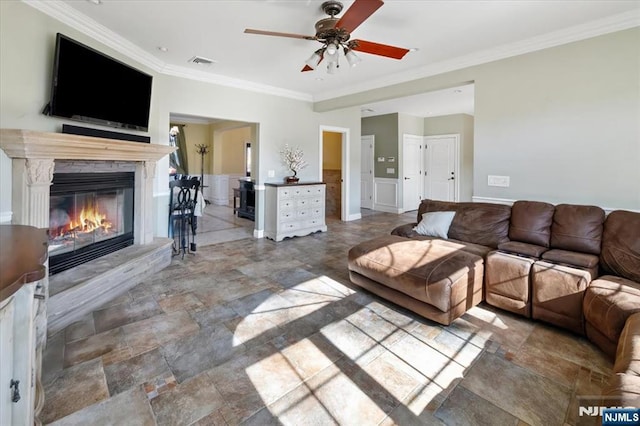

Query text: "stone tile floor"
[41, 209, 612, 425]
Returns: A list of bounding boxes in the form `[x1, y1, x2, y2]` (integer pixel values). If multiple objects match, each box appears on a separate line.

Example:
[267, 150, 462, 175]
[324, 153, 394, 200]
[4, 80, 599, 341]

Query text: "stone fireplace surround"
[0, 129, 176, 333]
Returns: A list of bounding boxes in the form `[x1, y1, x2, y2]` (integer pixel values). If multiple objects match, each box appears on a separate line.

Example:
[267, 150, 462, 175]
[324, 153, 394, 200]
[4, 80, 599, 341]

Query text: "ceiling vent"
[188, 56, 216, 65]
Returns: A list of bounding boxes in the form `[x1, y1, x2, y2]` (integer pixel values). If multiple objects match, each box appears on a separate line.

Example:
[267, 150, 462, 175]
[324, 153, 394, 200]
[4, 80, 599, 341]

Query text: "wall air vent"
[188, 56, 216, 65]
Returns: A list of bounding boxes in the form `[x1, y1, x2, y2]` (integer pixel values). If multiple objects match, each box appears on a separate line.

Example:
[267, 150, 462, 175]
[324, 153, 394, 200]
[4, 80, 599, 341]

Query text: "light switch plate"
[386, 168, 395, 174]
[488, 175, 510, 187]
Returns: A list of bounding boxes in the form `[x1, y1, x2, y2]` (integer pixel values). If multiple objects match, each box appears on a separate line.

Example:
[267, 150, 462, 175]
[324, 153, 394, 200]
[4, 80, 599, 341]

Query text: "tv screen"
[48, 33, 152, 132]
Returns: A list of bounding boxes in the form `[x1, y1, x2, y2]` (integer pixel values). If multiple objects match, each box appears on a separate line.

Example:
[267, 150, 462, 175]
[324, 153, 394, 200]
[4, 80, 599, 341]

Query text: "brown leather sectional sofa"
[347, 199, 640, 407]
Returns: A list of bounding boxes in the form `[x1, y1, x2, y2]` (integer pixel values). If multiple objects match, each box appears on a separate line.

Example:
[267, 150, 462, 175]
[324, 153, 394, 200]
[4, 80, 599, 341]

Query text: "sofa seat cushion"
[600, 210, 640, 283]
[498, 241, 548, 258]
[541, 249, 599, 269]
[614, 312, 640, 376]
[509, 200, 555, 247]
[348, 235, 483, 314]
[583, 275, 640, 356]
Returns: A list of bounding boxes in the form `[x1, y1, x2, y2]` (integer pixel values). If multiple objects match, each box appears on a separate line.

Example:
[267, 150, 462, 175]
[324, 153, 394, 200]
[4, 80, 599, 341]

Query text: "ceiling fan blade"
[335, 0, 384, 33]
[244, 29, 316, 41]
[351, 39, 410, 60]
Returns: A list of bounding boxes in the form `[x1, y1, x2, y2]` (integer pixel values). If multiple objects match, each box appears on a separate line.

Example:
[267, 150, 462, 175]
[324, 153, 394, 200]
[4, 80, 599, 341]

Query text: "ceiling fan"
[244, 0, 410, 74]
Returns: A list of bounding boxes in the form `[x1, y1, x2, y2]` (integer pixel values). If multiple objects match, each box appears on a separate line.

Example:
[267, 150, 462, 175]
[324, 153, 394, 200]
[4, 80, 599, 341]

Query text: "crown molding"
[23, 0, 165, 72]
[159, 64, 312, 102]
[22, 0, 312, 102]
[22, 1, 638, 105]
[313, 9, 640, 102]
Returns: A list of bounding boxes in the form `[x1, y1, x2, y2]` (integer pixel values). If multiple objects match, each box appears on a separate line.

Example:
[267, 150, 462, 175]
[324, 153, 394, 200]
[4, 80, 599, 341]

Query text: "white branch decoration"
[280, 144, 308, 177]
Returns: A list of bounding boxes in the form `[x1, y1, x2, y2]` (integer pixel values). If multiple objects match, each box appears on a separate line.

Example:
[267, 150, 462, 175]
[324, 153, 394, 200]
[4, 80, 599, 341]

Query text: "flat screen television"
[47, 33, 152, 132]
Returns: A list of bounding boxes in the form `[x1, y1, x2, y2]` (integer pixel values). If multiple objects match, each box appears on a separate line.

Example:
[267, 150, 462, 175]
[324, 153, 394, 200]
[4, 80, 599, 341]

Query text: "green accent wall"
[362, 113, 398, 178]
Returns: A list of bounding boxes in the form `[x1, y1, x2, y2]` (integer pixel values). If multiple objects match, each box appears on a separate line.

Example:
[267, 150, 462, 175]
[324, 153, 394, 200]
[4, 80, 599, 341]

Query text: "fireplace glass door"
[49, 172, 134, 274]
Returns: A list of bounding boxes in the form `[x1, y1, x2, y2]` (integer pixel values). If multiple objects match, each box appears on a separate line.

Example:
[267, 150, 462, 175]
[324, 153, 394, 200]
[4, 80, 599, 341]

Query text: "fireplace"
[49, 172, 135, 274]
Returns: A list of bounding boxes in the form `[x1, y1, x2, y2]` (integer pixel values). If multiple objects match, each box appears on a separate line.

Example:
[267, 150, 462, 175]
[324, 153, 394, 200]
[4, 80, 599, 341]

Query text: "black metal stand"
[196, 144, 210, 205]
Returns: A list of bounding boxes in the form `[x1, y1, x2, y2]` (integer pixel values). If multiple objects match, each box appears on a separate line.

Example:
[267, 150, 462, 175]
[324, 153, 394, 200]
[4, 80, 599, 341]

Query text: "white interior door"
[425, 135, 459, 202]
[402, 134, 423, 212]
[360, 135, 374, 209]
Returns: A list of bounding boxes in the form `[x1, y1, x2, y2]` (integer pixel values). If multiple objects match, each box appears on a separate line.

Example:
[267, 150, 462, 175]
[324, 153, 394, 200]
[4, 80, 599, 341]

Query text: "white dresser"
[265, 182, 327, 242]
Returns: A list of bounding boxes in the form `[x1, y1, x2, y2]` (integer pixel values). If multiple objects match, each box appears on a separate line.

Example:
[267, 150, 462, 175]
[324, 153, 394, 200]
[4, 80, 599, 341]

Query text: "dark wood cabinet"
[237, 179, 255, 221]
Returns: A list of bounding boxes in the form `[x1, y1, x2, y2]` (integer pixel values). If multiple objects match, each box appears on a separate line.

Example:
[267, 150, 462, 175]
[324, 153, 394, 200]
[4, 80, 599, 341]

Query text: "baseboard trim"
[346, 213, 362, 221]
[373, 205, 403, 214]
[253, 229, 264, 238]
[0, 211, 12, 224]
[471, 196, 639, 214]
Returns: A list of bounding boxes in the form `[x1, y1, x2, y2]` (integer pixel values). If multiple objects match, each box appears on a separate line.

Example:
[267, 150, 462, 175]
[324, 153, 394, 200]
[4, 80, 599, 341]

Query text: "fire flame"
[52, 204, 113, 238]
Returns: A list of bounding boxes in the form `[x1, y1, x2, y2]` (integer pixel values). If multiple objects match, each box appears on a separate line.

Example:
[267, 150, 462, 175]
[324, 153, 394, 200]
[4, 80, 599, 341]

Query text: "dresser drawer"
[280, 221, 301, 232]
[279, 209, 297, 222]
[280, 198, 296, 209]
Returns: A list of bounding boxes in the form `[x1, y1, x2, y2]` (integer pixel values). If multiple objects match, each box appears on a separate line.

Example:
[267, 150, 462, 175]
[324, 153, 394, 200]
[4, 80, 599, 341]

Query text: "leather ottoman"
[348, 235, 484, 325]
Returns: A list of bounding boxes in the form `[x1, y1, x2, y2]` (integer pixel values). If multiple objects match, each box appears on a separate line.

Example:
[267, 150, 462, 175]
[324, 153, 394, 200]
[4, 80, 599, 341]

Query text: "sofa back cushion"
[509, 200, 555, 247]
[550, 204, 605, 254]
[600, 210, 640, 282]
[418, 200, 511, 248]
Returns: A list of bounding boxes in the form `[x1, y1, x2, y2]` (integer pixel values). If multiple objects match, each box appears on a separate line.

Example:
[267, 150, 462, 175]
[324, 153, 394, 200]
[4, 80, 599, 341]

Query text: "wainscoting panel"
[374, 178, 401, 213]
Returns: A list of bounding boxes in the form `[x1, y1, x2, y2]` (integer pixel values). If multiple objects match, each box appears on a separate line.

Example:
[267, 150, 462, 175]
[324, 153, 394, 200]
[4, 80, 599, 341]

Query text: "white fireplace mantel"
[0, 129, 175, 245]
[0, 129, 174, 161]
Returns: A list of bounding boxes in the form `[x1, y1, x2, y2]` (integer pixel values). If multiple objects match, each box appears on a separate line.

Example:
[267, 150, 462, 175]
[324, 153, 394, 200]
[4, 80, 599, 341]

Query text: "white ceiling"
[40, 1, 639, 116]
[361, 83, 474, 118]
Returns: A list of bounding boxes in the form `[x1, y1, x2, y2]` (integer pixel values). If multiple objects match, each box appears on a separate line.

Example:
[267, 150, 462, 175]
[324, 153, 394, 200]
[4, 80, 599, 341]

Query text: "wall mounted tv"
[46, 33, 152, 132]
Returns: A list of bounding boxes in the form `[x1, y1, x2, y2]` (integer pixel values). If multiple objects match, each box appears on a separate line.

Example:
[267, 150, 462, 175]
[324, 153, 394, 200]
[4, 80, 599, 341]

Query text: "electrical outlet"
[488, 175, 510, 187]
[268, 170, 275, 178]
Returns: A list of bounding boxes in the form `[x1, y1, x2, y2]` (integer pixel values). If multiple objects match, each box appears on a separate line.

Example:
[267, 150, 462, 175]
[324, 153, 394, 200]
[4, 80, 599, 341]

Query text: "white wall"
[318, 28, 640, 211]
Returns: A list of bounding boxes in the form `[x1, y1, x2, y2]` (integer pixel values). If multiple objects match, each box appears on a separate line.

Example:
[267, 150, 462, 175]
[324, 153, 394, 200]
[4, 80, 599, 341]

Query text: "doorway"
[168, 113, 257, 245]
[319, 125, 349, 221]
[322, 131, 342, 219]
[401, 134, 423, 212]
[424, 134, 460, 202]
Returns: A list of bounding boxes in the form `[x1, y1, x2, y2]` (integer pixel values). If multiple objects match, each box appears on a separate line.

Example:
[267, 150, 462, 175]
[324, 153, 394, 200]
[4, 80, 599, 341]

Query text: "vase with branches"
[280, 144, 308, 183]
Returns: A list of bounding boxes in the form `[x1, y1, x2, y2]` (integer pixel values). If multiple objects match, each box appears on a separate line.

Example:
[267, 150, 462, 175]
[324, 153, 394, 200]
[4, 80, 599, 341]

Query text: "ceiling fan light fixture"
[327, 61, 339, 75]
[344, 48, 361, 67]
[325, 42, 339, 56]
[305, 49, 324, 69]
